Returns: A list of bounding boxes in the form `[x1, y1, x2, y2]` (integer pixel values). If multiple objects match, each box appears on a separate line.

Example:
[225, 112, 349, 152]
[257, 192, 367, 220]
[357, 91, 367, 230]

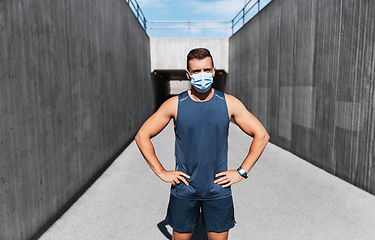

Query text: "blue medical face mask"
[189, 71, 214, 93]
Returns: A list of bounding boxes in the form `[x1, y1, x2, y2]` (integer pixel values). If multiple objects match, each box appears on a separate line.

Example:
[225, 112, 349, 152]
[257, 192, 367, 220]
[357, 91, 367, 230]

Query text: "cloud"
[189, 0, 246, 20]
[136, 0, 169, 9]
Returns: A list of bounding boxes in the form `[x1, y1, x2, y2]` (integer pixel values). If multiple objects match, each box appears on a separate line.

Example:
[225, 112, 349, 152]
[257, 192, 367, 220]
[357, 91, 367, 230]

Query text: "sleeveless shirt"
[171, 89, 231, 200]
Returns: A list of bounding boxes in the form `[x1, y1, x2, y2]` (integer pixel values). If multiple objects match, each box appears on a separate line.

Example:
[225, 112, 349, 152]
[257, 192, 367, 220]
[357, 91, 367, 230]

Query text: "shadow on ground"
[157, 212, 208, 240]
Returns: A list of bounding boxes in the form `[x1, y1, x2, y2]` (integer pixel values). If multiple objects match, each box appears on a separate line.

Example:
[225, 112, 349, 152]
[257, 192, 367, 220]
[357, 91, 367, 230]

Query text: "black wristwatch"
[237, 167, 248, 179]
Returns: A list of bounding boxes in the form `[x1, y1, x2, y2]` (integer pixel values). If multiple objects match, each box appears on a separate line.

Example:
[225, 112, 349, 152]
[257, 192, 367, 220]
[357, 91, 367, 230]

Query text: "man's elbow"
[260, 131, 270, 144]
[135, 131, 143, 146]
[135, 130, 151, 146]
[265, 132, 270, 142]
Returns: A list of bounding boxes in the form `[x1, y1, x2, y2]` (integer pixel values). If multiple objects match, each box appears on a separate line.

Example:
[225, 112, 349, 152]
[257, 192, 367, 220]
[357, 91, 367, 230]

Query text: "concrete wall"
[151, 38, 228, 72]
[0, 1, 154, 239]
[227, 0, 375, 194]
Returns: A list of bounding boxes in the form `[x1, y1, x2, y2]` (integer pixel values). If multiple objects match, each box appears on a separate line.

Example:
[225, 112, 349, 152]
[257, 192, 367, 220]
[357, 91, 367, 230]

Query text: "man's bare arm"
[214, 94, 269, 187]
[135, 96, 190, 186]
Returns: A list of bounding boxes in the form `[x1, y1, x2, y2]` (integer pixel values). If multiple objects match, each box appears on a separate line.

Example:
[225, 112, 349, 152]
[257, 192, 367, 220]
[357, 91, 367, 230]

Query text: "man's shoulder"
[164, 95, 179, 105]
[223, 93, 247, 114]
[214, 89, 225, 96]
[223, 92, 238, 103]
[178, 90, 189, 98]
[159, 95, 178, 112]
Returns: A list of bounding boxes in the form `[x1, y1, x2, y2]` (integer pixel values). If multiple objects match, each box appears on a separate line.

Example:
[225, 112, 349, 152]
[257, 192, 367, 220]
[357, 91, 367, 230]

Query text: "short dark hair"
[186, 48, 214, 71]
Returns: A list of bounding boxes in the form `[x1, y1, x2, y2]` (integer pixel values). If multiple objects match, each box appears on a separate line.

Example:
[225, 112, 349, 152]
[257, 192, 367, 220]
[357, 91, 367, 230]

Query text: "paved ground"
[39, 122, 375, 240]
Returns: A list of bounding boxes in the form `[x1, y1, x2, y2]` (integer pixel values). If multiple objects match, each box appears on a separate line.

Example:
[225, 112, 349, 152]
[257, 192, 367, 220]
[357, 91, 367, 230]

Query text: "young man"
[135, 48, 269, 240]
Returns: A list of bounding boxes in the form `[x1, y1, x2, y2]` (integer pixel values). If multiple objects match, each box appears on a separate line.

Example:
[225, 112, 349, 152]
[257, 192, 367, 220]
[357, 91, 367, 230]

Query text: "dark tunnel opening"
[152, 69, 227, 110]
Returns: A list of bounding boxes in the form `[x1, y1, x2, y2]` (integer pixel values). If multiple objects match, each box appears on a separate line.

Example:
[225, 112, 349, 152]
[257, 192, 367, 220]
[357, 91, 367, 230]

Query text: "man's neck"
[189, 88, 214, 102]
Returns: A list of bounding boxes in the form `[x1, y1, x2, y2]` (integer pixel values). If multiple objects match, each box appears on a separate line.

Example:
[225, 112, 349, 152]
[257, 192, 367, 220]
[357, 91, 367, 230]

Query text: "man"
[135, 48, 269, 240]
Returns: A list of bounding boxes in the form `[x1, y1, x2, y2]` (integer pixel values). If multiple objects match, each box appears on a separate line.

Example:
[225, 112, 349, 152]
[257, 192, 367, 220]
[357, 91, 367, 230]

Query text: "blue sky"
[134, 0, 272, 37]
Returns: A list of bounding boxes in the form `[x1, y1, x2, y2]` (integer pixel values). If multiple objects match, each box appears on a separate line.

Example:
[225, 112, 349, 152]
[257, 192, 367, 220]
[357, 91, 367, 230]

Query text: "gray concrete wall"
[0, 1, 154, 239]
[227, 0, 375, 194]
[151, 38, 228, 72]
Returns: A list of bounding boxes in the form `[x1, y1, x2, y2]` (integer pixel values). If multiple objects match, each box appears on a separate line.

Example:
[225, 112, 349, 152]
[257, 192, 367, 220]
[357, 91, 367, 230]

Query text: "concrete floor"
[39, 122, 375, 240]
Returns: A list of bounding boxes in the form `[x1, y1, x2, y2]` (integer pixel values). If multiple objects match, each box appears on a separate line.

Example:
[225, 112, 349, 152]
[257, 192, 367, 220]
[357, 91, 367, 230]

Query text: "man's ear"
[212, 67, 216, 78]
[185, 69, 191, 80]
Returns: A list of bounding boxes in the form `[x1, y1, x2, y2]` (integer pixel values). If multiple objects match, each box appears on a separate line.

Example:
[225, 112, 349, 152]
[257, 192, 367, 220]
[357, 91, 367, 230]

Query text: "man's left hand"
[214, 170, 244, 188]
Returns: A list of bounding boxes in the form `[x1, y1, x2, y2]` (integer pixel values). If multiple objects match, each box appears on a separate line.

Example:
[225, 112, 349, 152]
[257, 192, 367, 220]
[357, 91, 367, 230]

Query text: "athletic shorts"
[165, 194, 235, 233]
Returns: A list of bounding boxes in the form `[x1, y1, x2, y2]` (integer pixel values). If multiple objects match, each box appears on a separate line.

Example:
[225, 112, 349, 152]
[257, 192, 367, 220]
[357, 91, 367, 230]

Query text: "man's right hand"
[159, 170, 190, 186]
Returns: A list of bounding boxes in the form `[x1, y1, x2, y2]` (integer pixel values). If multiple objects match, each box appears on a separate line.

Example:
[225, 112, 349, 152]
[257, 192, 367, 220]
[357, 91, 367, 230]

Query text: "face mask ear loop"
[188, 71, 192, 80]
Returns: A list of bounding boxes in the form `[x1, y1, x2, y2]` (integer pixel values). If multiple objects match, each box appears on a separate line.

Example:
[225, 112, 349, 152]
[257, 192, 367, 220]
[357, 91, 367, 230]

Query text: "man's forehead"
[189, 57, 213, 69]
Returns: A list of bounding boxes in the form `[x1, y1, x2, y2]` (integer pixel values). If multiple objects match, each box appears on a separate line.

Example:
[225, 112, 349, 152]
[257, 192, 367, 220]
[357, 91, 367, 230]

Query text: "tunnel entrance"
[152, 69, 227, 109]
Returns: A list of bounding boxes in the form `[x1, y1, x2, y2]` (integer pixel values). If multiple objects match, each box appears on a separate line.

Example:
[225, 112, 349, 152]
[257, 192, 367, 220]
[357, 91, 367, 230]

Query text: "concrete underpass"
[39, 122, 375, 239]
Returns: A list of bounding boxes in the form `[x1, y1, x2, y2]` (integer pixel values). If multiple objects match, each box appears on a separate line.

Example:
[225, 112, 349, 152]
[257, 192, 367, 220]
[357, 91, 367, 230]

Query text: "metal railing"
[126, 0, 147, 30]
[147, 21, 231, 38]
[126, 0, 271, 37]
[231, 0, 262, 35]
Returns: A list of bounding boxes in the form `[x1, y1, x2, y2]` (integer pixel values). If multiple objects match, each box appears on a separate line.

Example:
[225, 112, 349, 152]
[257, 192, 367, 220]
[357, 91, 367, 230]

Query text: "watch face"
[239, 169, 245, 174]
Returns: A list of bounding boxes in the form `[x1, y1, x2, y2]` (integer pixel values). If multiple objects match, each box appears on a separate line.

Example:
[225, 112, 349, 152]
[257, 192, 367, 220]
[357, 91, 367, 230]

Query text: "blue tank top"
[171, 89, 231, 200]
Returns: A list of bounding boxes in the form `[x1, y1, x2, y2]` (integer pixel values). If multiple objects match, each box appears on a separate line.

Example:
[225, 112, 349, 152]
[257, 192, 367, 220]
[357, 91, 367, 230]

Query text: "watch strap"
[237, 167, 248, 179]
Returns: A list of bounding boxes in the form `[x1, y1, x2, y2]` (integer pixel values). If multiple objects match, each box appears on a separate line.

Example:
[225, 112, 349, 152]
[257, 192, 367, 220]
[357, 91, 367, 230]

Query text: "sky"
[132, 0, 272, 37]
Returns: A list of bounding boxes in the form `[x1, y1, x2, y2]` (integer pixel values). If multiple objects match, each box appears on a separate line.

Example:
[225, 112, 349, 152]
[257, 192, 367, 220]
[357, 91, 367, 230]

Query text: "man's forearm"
[240, 133, 269, 173]
[135, 134, 165, 177]
[135, 133, 190, 186]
